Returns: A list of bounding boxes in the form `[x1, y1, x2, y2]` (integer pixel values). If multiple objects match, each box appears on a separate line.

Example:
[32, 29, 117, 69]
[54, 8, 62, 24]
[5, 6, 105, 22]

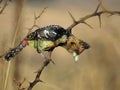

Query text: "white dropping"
[73, 52, 77, 57]
[73, 52, 79, 62]
[74, 55, 79, 62]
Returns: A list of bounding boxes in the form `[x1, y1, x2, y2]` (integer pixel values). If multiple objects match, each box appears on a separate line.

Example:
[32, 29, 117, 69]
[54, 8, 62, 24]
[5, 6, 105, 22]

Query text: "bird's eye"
[79, 41, 84, 45]
[71, 42, 75, 45]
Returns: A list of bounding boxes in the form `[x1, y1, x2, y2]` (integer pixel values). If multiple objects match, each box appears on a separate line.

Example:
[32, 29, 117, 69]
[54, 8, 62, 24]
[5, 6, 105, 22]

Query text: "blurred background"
[0, 0, 120, 90]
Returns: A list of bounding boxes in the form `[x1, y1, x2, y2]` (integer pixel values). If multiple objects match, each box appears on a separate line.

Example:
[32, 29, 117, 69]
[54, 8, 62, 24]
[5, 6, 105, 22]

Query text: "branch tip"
[27, 7, 47, 35]
[98, 15, 102, 28]
[94, 0, 102, 13]
[67, 0, 120, 31]
[68, 11, 76, 23]
[83, 21, 93, 29]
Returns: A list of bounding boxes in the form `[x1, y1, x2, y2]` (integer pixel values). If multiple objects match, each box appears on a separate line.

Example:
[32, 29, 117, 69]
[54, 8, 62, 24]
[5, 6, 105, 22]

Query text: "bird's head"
[63, 35, 90, 62]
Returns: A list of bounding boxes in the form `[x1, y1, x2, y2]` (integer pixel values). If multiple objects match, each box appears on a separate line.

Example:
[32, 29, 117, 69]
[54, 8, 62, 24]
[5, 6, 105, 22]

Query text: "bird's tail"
[4, 40, 29, 61]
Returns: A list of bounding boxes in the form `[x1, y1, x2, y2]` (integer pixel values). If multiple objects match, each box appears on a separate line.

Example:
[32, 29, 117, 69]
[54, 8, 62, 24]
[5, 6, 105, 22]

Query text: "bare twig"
[27, 61, 49, 90]
[0, 7, 48, 89]
[27, 7, 47, 35]
[16, 8, 50, 90]
[67, 1, 120, 31]
[14, 78, 26, 90]
[27, 52, 51, 90]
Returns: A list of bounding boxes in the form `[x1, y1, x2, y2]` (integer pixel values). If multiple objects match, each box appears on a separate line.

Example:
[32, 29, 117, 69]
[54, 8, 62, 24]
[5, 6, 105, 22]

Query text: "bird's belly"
[28, 40, 55, 51]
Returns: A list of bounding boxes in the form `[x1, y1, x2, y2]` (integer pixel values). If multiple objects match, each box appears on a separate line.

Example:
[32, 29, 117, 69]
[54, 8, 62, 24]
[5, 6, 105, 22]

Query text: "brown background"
[0, 0, 120, 90]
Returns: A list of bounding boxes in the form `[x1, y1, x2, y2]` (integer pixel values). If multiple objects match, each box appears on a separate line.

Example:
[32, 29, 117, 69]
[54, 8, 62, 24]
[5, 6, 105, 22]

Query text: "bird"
[4, 25, 90, 62]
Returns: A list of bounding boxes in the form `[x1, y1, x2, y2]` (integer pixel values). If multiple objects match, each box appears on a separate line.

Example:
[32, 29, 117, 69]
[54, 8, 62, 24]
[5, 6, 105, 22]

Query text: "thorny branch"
[67, 1, 120, 32]
[25, 9, 50, 90]
[0, 7, 47, 58]
[27, 59, 50, 90]
[16, 52, 51, 90]
[0, 0, 120, 90]
[25, 1, 120, 90]
[14, 8, 50, 90]
[14, 78, 26, 90]
[27, 7, 48, 35]
[26, 52, 53, 90]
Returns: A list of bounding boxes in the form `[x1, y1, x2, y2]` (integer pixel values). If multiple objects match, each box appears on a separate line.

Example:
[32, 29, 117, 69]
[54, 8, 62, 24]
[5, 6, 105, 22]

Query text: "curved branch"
[67, 2, 120, 31]
[27, 52, 52, 90]
[27, 60, 50, 90]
